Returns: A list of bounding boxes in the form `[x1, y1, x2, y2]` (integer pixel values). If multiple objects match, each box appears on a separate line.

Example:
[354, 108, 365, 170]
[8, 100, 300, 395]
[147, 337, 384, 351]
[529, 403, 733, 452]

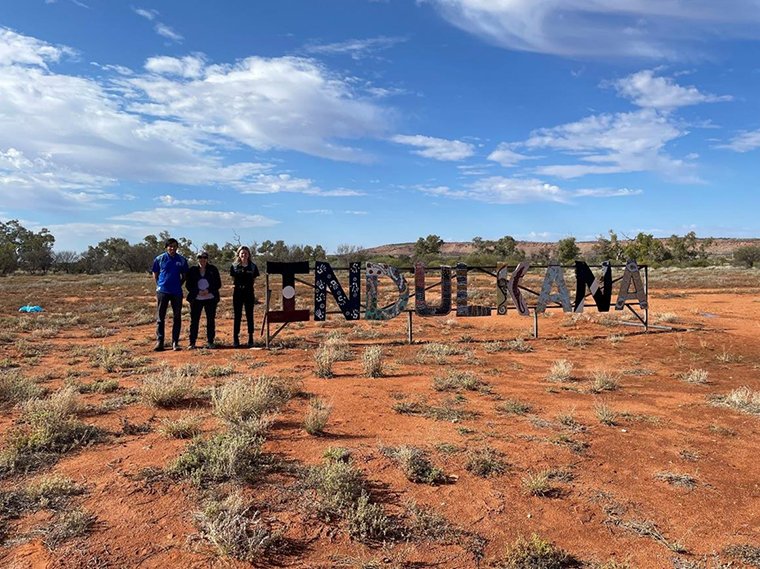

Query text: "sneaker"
[172, 342, 181, 351]
[154, 342, 164, 352]
[188, 344, 196, 350]
[205, 342, 215, 349]
[247, 339, 255, 348]
[233, 338, 240, 349]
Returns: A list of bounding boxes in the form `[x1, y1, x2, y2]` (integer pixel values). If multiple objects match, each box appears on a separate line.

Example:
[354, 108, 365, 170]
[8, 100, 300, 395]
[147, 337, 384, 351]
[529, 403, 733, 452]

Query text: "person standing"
[185, 251, 222, 350]
[230, 245, 260, 348]
[152, 238, 189, 351]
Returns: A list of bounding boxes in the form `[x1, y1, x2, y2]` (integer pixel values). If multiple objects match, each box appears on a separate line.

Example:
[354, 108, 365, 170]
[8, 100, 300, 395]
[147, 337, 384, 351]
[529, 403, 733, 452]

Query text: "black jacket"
[185, 264, 222, 303]
[229, 262, 260, 297]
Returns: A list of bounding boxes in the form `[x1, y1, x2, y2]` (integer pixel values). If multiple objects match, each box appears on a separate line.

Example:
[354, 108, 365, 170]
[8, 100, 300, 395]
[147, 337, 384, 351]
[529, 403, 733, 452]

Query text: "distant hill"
[363, 237, 760, 259]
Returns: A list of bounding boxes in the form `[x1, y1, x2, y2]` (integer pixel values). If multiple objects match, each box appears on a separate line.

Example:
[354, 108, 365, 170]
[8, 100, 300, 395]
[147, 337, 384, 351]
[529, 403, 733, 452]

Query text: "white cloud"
[429, 0, 760, 60]
[610, 69, 732, 110]
[344, 210, 368, 215]
[112, 207, 280, 228]
[419, 176, 640, 205]
[155, 23, 183, 43]
[0, 28, 73, 67]
[304, 36, 406, 60]
[144, 55, 205, 78]
[717, 129, 760, 152]
[156, 194, 217, 206]
[133, 7, 158, 21]
[524, 109, 696, 180]
[127, 55, 392, 162]
[421, 177, 569, 204]
[0, 28, 388, 209]
[392, 134, 475, 161]
[487, 143, 531, 167]
[297, 209, 333, 214]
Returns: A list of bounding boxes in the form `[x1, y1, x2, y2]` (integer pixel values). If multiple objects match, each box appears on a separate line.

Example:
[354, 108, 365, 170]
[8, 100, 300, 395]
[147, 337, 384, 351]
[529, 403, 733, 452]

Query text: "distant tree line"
[1, 219, 759, 276]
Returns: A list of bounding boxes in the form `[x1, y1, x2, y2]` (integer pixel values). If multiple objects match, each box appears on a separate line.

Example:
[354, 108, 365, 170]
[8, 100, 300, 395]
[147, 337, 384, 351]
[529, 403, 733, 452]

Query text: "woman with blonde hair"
[229, 245, 260, 348]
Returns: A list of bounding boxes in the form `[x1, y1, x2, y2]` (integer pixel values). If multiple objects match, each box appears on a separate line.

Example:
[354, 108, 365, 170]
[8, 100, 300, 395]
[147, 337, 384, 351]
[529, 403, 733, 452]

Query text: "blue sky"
[1, 0, 760, 253]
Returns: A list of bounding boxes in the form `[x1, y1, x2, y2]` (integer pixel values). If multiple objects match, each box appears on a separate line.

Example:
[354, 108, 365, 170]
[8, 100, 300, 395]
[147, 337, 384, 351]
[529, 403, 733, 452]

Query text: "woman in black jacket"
[230, 245, 260, 348]
[185, 251, 222, 349]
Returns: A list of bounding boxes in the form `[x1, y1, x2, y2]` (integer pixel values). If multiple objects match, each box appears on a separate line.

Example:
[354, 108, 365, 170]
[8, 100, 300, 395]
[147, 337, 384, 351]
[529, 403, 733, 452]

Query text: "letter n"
[314, 261, 360, 321]
[574, 261, 612, 312]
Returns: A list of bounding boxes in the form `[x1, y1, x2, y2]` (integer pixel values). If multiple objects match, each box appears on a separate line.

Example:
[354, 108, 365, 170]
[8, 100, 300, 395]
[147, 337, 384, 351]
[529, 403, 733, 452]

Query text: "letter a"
[615, 259, 648, 310]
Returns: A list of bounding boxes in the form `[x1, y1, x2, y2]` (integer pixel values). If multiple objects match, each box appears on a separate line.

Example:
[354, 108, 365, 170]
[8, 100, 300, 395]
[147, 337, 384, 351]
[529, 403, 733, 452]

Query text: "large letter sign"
[365, 263, 409, 320]
[508, 262, 531, 316]
[536, 264, 572, 313]
[414, 263, 452, 316]
[456, 263, 491, 317]
[314, 261, 361, 321]
[267, 261, 311, 323]
[615, 260, 648, 310]
[574, 261, 612, 312]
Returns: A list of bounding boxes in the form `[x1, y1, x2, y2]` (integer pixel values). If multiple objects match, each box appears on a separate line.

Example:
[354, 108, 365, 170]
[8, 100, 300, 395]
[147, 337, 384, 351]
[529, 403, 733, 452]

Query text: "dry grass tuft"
[141, 367, 195, 407]
[304, 397, 332, 435]
[589, 371, 620, 393]
[361, 346, 384, 378]
[546, 360, 574, 383]
[710, 386, 760, 415]
[212, 376, 291, 427]
[678, 369, 710, 385]
[159, 413, 203, 439]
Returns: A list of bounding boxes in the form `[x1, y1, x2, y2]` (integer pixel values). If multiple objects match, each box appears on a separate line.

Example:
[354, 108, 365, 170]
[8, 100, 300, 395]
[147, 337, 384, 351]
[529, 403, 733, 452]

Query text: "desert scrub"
[43, 508, 96, 549]
[159, 413, 203, 439]
[212, 376, 292, 427]
[433, 370, 489, 393]
[304, 397, 332, 436]
[654, 471, 697, 489]
[588, 370, 620, 393]
[710, 386, 760, 415]
[26, 474, 86, 509]
[546, 360, 574, 383]
[314, 344, 336, 378]
[0, 369, 43, 407]
[194, 491, 278, 562]
[416, 342, 467, 364]
[494, 534, 575, 569]
[678, 369, 709, 385]
[0, 387, 99, 476]
[345, 493, 392, 543]
[362, 346, 384, 378]
[383, 446, 447, 485]
[303, 458, 367, 519]
[168, 430, 264, 485]
[89, 344, 149, 372]
[141, 366, 195, 407]
[505, 338, 533, 353]
[594, 402, 618, 426]
[521, 471, 560, 497]
[204, 365, 236, 378]
[323, 332, 353, 361]
[323, 446, 352, 463]
[465, 447, 507, 477]
[76, 378, 119, 394]
[496, 399, 533, 415]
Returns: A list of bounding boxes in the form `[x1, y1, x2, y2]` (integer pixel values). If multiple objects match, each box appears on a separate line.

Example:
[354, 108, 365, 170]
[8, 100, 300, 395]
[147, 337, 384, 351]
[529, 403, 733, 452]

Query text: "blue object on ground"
[19, 305, 44, 313]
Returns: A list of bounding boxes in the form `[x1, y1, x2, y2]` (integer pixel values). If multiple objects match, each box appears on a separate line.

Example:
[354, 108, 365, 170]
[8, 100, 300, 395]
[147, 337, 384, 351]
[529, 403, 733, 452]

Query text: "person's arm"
[179, 257, 189, 285]
[151, 256, 160, 285]
[213, 266, 222, 293]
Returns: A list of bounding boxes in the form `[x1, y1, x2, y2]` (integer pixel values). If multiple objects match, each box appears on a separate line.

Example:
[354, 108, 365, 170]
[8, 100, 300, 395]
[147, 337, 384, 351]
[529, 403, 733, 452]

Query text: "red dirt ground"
[0, 269, 759, 568]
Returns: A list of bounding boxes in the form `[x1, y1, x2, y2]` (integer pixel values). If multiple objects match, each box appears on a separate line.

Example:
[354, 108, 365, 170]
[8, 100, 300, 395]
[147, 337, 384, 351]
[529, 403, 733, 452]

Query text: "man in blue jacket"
[152, 238, 189, 351]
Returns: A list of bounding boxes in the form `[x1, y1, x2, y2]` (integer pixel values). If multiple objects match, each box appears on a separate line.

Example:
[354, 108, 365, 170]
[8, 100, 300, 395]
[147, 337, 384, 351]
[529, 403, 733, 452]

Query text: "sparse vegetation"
[304, 397, 332, 435]
[383, 445, 447, 484]
[0, 369, 42, 407]
[496, 399, 533, 415]
[90, 344, 149, 372]
[589, 370, 620, 393]
[546, 359, 574, 383]
[168, 430, 264, 485]
[679, 369, 710, 385]
[521, 471, 559, 497]
[655, 471, 697, 489]
[141, 366, 195, 407]
[212, 375, 292, 427]
[362, 346, 384, 378]
[710, 387, 760, 415]
[43, 508, 96, 548]
[433, 370, 488, 393]
[594, 402, 618, 426]
[159, 413, 203, 439]
[314, 344, 336, 378]
[495, 534, 576, 568]
[194, 491, 278, 561]
[465, 447, 507, 477]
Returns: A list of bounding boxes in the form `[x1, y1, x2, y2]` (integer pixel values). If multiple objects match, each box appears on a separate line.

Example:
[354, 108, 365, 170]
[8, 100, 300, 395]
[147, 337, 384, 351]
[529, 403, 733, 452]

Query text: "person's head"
[197, 251, 209, 266]
[236, 246, 251, 264]
[165, 238, 179, 255]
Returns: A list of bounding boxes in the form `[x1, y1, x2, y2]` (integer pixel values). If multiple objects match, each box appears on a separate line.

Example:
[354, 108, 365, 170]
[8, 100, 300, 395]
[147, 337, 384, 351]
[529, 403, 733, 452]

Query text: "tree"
[734, 245, 760, 268]
[52, 250, 81, 273]
[334, 244, 367, 264]
[622, 233, 669, 264]
[667, 231, 713, 264]
[591, 230, 624, 262]
[0, 220, 55, 274]
[557, 237, 580, 264]
[414, 234, 444, 258]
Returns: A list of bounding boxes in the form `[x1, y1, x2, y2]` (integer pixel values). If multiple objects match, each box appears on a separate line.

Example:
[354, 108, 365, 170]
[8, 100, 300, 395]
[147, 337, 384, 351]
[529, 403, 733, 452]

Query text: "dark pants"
[189, 299, 217, 345]
[233, 290, 254, 340]
[156, 292, 183, 344]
